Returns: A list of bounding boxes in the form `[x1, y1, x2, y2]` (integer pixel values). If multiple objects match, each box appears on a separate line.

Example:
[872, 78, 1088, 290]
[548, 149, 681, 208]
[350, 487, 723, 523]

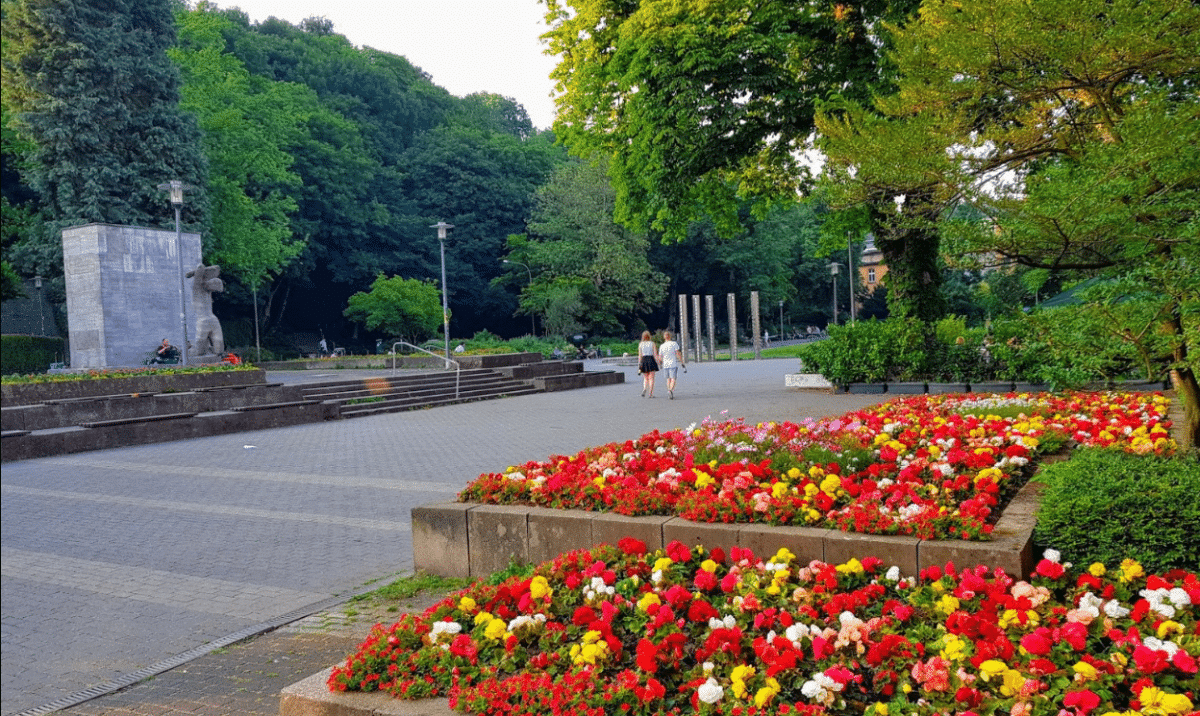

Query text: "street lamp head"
[34, 275, 43, 289]
[829, 263, 840, 275]
[157, 179, 192, 206]
[430, 221, 454, 240]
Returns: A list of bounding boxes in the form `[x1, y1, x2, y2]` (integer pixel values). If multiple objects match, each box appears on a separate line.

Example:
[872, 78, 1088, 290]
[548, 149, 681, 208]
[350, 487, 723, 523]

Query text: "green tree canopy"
[343, 274, 443, 344]
[542, 0, 918, 241]
[2, 0, 209, 252]
[506, 159, 668, 335]
[817, 0, 1200, 444]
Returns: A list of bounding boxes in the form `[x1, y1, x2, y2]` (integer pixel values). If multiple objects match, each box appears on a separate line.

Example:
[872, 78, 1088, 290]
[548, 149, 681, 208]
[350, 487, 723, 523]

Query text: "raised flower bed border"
[411, 477, 1041, 584]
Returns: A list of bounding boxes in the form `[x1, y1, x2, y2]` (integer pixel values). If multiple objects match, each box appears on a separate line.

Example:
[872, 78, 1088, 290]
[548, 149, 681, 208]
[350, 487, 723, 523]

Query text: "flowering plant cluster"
[329, 541, 1198, 715]
[459, 392, 1175, 540]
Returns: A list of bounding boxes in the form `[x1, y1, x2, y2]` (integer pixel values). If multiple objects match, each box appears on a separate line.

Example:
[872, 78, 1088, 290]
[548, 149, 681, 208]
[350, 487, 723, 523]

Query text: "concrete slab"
[282, 667, 455, 716]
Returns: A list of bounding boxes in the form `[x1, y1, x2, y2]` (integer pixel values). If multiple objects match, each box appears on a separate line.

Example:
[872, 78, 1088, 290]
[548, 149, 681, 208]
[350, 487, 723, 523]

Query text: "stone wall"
[63, 223, 202, 368]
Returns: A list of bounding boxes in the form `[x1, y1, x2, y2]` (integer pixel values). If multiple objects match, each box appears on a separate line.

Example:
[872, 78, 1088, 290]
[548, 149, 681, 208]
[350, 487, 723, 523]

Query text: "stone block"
[467, 505, 530, 577]
[823, 532, 920, 577]
[411, 503, 472, 579]
[919, 531, 1033, 579]
[738, 524, 829, 564]
[590, 512, 670, 552]
[281, 667, 456, 716]
[526, 507, 595, 564]
[662, 518, 741, 553]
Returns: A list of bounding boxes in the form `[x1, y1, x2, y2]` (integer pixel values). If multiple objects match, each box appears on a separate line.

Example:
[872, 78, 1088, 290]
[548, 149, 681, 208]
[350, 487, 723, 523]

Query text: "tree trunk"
[1169, 367, 1200, 449]
[871, 191, 947, 323]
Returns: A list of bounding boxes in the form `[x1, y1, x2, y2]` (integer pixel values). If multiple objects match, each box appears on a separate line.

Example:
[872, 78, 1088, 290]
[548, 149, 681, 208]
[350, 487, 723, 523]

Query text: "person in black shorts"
[637, 330, 659, 397]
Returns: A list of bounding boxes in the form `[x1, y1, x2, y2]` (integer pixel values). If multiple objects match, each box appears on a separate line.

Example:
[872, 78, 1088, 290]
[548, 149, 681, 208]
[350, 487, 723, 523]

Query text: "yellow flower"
[484, 618, 507, 641]
[694, 470, 714, 489]
[1156, 620, 1182, 639]
[1119, 558, 1145, 583]
[458, 596, 477, 611]
[804, 483, 820, 497]
[820, 473, 842, 495]
[979, 660, 1008, 680]
[1073, 661, 1099, 681]
[873, 704, 890, 715]
[836, 557, 865, 576]
[638, 592, 662, 612]
[1000, 668, 1026, 697]
[936, 594, 961, 615]
[787, 467, 802, 479]
[774, 547, 796, 564]
[654, 556, 674, 573]
[529, 575, 552, 600]
[940, 633, 967, 661]
[700, 559, 718, 573]
[771, 481, 790, 499]
[1088, 563, 1107, 577]
[809, 465, 825, 478]
[1139, 686, 1193, 715]
[474, 611, 494, 626]
[754, 678, 781, 707]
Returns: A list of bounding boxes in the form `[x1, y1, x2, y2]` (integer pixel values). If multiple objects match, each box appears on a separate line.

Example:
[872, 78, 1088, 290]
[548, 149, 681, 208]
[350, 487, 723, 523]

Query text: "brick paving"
[2, 358, 888, 715]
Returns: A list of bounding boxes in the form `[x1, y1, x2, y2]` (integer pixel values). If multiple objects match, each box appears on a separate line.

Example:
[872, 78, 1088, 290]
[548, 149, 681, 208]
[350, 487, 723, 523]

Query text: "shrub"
[1034, 449, 1200, 572]
[1, 335, 66, 375]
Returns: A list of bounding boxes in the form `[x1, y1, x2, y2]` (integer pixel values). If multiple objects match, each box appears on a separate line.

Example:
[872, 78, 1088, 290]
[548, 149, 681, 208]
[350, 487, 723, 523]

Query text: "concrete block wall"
[63, 223, 202, 368]
[412, 479, 1041, 581]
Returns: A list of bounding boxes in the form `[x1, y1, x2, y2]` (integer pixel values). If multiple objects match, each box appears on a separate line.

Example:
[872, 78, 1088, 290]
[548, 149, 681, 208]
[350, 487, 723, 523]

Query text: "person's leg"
[647, 371, 656, 397]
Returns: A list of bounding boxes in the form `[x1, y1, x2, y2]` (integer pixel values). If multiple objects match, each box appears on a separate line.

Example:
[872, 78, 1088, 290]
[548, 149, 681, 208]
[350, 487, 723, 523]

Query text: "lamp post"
[157, 180, 192, 365]
[431, 221, 454, 366]
[503, 259, 536, 337]
[847, 234, 857, 323]
[778, 300, 784, 341]
[829, 262, 840, 326]
[33, 275, 44, 336]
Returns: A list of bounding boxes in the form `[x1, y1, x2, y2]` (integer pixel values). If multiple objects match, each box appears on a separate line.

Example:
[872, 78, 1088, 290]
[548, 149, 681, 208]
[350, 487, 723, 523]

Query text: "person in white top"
[637, 330, 659, 397]
[658, 330, 685, 399]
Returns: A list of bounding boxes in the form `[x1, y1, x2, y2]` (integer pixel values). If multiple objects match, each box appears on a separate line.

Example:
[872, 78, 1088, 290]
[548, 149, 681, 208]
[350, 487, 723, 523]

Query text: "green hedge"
[1, 335, 66, 375]
[1033, 449, 1200, 573]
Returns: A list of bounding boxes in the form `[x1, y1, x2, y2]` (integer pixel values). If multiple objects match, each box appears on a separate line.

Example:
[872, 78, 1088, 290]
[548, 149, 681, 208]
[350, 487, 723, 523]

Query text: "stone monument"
[62, 223, 202, 368]
[185, 264, 225, 360]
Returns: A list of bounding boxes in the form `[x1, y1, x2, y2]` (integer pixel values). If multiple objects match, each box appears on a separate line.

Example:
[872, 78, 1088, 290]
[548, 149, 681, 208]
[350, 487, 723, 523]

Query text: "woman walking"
[658, 330, 685, 399]
[637, 330, 659, 397]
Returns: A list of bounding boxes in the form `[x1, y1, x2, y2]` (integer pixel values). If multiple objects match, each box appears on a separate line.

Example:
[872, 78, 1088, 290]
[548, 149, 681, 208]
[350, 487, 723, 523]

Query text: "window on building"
[868, 268, 876, 283]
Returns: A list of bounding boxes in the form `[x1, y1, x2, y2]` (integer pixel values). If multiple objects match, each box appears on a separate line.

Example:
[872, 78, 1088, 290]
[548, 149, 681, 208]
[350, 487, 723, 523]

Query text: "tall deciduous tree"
[2, 0, 208, 253]
[818, 0, 1200, 445]
[541, 0, 919, 241]
[508, 159, 668, 335]
[170, 3, 305, 293]
[343, 274, 442, 344]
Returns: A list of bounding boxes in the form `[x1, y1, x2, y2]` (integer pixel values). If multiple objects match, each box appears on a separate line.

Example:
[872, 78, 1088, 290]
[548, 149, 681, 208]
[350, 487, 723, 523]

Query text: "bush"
[1034, 449, 1200, 572]
[1, 335, 66, 375]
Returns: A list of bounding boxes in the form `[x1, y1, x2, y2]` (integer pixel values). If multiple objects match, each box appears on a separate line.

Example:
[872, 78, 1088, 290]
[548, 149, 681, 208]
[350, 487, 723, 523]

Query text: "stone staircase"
[299, 368, 542, 418]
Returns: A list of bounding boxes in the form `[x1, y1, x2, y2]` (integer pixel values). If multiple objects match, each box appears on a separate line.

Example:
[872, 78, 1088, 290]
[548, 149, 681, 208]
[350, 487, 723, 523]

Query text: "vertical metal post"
[848, 236, 856, 322]
[440, 236, 449, 366]
[727, 293, 738, 361]
[691, 294, 702, 363]
[678, 294, 689, 365]
[705, 295, 715, 362]
[175, 202, 188, 366]
[751, 291, 761, 359]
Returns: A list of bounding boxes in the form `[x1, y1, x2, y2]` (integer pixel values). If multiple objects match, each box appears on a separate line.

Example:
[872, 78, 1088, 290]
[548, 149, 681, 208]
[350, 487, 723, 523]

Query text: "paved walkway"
[1, 358, 888, 715]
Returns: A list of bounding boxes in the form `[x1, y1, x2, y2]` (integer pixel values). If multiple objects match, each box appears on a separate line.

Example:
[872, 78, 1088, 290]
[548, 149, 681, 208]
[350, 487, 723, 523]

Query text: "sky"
[215, 0, 562, 130]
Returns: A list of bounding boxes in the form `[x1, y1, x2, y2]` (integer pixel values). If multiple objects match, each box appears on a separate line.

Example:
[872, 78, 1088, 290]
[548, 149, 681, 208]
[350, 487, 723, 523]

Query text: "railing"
[391, 342, 460, 401]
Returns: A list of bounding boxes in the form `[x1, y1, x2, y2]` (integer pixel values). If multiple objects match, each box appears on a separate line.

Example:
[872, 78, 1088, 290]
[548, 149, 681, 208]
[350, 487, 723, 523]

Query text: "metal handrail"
[391, 342, 460, 400]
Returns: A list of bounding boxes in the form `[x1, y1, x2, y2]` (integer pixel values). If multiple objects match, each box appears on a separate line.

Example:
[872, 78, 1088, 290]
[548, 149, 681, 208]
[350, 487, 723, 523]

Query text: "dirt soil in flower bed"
[457, 392, 1178, 542]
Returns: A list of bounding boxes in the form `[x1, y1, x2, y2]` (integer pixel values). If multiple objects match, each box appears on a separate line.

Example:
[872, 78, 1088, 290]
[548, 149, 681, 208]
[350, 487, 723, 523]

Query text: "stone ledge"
[281, 667, 455, 716]
[412, 480, 1042, 581]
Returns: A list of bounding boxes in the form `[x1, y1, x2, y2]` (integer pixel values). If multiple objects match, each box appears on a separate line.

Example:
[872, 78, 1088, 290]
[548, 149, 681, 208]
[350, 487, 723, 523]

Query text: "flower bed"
[329, 542, 1197, 715]
[460, 392, 1176, 541]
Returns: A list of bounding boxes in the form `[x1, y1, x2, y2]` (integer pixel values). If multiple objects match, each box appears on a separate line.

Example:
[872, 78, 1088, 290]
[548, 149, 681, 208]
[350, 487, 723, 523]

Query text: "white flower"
[429, 620, 463, 643]
[1143, 637, 1180, 657]
[1043, 549, 1061, 563]
[785, 623, 807, 644]
[886, 566, 901, 582]
[1168, 588, 1192, 608]
[1103, 600, 1130, 619]
[697, 678, 724, 704]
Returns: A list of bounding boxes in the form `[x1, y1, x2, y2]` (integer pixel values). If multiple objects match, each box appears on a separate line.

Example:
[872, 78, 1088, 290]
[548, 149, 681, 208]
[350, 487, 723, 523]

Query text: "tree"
[508, 159, 668, 335]
[818, 0, 1200, 445]
[170, 3, 305, 293]
[542, 0, 919, 241]
[2, 0, 209, 257]
[343, 274, 443, 344]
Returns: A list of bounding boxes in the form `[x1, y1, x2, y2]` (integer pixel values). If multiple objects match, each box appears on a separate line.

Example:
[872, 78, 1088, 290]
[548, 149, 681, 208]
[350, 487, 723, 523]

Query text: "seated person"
[153, 339, 180, 363]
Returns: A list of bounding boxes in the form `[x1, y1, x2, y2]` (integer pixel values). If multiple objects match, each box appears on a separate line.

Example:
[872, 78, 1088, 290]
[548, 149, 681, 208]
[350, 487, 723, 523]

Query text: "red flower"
[636, 638, 657, 673]
[618, 537, 647, 556]
[1064, 689, 1101, 714]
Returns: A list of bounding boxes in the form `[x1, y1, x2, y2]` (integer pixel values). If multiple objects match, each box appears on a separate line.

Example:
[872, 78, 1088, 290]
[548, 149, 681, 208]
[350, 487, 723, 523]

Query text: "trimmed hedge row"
[1034, 449, 1200, 573]
[1, 335, 65, 375]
